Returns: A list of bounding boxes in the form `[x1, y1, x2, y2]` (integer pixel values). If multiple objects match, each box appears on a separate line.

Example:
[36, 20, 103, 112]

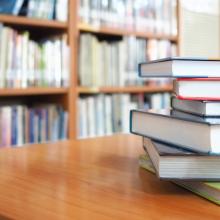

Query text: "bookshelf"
[0, 14, 68, 29]
[0, 0, 180, 143]
[78, 23, 178, 42]
[75, 0, 180, 138]
[77, 85, 173, 94]
[0, 88, 68, 96]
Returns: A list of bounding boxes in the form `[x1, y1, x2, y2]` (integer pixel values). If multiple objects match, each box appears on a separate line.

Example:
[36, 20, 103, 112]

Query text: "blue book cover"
[11, 106, 17, 146]
[0, 0, 17, 14]
[45, 108, 49, 141]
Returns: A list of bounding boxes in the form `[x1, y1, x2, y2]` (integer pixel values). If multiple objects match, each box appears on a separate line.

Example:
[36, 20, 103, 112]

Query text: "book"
[139, 154, 220, 205]
[79, 0, 177, 35]
[13, 0, 25, 15]
[0, 24, 69, 88]
[138, 57, 220, 78]
[78, 93, 170, 138]
[171, 96, 220, 116]
[55, 0, 68, 21]
[0, 103, 68, 147]
[78, 34, 176, 87]
[143, 137, 220, 180]
[130, 109, 220, 153]
[0, 0, 17, 14]
[174, 78, 220, 101]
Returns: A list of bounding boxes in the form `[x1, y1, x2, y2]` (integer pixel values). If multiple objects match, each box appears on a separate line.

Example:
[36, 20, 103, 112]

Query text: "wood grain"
[0, 88, 68, 96]
[0, 14, 67, 29]
[0, 134, 219, 220]
[78, 23, 178, 42]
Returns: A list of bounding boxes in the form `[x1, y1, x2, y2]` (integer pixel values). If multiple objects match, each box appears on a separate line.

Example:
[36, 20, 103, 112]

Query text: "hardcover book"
[171, 96, 220, 116]
[130, 109, 220, 153]
[138, 57, 220, 78]
[143, 138, 220, 180]
[174, 78, 220, 100]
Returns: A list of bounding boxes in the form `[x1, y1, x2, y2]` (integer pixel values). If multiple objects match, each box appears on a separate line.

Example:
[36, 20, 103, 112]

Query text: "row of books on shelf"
[79, 0, 177, 36]
[79, 33, 176, 87]
[0, 24, 69, 88]
[78, 93, 170, 138]
[0, 0, 68, 21]
[0, 103, 68, 148]
[131, 57, 220, 205]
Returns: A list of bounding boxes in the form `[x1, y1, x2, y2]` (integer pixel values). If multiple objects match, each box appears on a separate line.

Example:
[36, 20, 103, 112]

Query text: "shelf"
[0, 88, 69, 96]
[78, 23, 178, 42]
[0, 14, 68, 29]
[77, 85, 173, 94]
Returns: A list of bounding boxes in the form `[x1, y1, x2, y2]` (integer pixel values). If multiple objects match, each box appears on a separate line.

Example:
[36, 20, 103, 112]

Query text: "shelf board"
[77, 85, 173, 94]
[78, 23, 178, 42]
[0, 88, 69, 96]
[0, 14, 67, 29]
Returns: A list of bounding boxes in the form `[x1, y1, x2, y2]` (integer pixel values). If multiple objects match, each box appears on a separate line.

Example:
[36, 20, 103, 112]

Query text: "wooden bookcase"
[0, 0, 180, 141]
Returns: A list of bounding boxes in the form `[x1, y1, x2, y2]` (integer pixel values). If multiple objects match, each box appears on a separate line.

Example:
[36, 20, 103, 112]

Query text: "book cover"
[175, 78, 220, 101]
[130, 109, 220, 153]
[138, 57, 220, 78]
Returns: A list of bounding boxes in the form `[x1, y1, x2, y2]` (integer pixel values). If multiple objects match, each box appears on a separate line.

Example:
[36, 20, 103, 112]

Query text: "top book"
[138, 57, 220, 78]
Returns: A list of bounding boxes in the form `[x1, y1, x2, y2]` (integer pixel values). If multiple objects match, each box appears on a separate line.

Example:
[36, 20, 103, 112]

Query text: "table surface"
[0, 134, 219, 220]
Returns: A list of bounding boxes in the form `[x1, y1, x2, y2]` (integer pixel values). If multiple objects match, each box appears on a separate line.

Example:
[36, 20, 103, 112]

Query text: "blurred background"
[0, 0, 219, 147]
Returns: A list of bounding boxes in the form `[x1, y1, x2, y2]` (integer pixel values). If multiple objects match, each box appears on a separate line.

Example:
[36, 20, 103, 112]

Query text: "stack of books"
[130, 57, 220, 205]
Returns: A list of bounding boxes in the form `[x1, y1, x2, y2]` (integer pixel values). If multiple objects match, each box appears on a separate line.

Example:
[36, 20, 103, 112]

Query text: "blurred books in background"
[79, 0, 177, 36]
[0, 0, 68, 21]
[78, 93, 170, 138]
[0, 103, 68, 148]
[79, 33, 176, 87]
[0, 24, 69, 88]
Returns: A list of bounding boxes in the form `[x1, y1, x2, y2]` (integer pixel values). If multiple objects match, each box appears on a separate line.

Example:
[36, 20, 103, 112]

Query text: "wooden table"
[0, 134, 219, 220]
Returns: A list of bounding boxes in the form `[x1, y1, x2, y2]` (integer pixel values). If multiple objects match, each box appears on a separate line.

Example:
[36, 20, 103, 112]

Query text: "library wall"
[180, 0, 220, 57]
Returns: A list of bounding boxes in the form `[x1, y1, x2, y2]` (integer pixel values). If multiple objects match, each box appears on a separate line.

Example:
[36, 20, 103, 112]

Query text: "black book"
[130, 109, 220, 153]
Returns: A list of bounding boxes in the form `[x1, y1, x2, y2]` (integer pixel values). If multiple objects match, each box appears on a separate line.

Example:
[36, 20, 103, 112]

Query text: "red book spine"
[176, 95, 220, 101]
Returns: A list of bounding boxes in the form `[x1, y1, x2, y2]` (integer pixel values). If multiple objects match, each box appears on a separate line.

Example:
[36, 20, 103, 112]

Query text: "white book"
[54, 39, 62, 87]
[174, 78, 220, 100]
[61, 35, 69, 87]
[104, 95, 113, 135]
[121, 94, 130, 133]
[118, 40, 126, 87]
[139, 57, 220, 78]
[87, 97, 96, 137]
[12, 0, 25, 15]
[17, 105, 23, 146]
[6, 29, 13, 88]
[2, 106, 12, 147]
[78, 98, 88, 138]
[21, 32, 29, 88]
[95, 95, 105, 136]
[56, 0, 68, 21]
[27, 41, 35, 87]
